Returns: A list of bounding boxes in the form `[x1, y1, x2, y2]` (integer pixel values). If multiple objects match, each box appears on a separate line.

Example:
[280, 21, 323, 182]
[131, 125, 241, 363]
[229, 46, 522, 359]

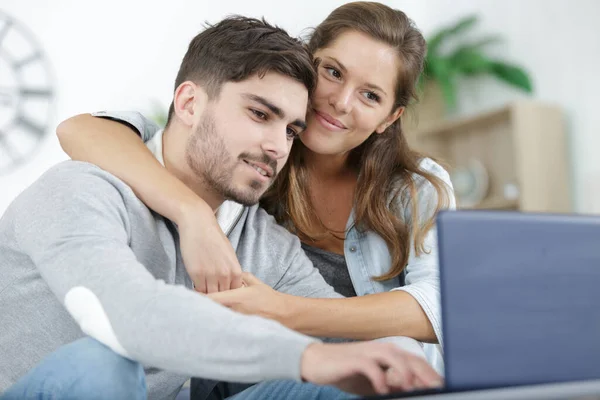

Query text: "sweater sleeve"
[13, 162, 318, 383]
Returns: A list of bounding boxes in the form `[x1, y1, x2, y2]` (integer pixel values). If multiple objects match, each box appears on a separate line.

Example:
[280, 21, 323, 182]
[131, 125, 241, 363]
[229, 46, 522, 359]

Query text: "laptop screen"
[438, 211, 600, 390]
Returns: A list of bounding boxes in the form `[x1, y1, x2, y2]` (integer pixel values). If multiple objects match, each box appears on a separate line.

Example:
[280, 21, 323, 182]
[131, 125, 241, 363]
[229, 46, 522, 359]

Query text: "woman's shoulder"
[391, 157, 456, 217]
[391, 157, 452, 191]
[415, 157, 452, 187]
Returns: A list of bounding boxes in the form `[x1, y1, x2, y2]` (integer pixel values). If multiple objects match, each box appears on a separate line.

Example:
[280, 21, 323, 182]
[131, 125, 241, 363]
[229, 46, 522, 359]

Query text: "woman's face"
[300, 30, 404, 157]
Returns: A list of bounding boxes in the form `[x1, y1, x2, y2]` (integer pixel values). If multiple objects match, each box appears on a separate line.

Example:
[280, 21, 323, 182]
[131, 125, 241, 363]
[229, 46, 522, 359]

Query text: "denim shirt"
[344, 157, 456, 373]
[92, 111, 456, 373]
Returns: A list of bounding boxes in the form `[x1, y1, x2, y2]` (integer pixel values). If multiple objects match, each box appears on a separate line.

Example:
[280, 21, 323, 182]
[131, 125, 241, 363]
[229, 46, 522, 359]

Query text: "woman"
[57, 1, 455, 376]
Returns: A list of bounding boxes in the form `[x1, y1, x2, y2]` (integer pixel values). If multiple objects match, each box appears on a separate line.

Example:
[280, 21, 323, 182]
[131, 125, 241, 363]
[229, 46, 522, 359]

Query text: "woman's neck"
[303, 149, 354, 182]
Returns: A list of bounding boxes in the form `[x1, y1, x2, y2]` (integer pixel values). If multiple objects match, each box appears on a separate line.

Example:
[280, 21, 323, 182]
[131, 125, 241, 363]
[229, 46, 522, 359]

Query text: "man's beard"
[185, 112, 276, 206]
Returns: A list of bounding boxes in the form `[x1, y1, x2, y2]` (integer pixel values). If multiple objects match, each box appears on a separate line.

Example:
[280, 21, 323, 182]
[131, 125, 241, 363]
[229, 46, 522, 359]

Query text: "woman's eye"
[363, 91, 380, 102]
[251, 109, 268, 120]
[325, 67, 342, 80]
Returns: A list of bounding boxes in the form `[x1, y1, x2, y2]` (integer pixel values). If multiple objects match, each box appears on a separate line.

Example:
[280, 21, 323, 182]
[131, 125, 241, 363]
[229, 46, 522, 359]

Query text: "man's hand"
[207, 273, 288, 321]
[301, 342, 443, 395]
[177, 203, 243, 294]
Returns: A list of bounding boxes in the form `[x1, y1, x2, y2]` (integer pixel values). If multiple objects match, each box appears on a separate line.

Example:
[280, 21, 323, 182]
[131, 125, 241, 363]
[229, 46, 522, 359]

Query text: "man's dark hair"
[167, 16, 316, 125]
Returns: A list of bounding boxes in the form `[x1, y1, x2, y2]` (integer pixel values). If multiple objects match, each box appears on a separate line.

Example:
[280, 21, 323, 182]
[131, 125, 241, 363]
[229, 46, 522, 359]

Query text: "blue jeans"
[228, 380, 357, 400]
[1, 337, 146, 400]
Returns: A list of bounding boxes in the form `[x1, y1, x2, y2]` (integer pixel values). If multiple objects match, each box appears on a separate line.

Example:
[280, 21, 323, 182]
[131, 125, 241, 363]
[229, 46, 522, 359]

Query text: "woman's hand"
[207, 272, 290, 322]
[177, 201, 244, 294]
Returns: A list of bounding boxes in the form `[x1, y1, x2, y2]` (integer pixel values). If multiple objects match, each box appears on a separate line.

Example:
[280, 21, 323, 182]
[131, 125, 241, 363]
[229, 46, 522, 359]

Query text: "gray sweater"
[0, 161, 341, 399]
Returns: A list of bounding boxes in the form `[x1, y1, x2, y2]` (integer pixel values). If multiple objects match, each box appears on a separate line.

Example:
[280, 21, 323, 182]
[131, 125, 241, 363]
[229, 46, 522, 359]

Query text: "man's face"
[185, 72, 308, 206]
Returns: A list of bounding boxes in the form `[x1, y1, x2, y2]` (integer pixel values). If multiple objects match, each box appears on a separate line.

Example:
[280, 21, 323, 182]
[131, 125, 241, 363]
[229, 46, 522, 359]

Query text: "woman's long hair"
[261, 2, 451, 281]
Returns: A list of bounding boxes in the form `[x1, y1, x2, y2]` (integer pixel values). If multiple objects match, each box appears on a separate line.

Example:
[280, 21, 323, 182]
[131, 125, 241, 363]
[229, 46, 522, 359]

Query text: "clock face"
[0, 10, 55, 174]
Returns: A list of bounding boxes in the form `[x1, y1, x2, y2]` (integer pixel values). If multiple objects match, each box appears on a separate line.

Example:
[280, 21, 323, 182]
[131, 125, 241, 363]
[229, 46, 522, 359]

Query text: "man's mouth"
[243, 160, 273, 178]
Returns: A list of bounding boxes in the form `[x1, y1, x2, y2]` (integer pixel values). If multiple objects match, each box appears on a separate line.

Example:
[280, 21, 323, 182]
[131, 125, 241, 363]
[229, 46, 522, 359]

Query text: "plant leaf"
[447, 15, 479, 36]
[428, 57, 452, 80]
[464, 35, 502, 50]
[434, 71, 458, 111]
[427, 15, 479, 56]
[450, 35, 502, 58]
[489, 61, 534, 92]
[451, 50, 493, 75]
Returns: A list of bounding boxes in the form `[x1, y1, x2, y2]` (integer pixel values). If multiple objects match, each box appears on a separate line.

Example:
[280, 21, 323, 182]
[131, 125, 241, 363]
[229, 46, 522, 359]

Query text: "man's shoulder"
[41, 159, 114, 178]
[224, 202, 299, 252]
[243, 203, 296, 237]
[6, 161, 143, 222]
[36, 160, 135, 195]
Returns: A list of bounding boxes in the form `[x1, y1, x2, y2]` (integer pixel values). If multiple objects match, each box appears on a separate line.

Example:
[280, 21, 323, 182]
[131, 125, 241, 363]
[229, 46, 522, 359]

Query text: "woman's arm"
[284, 160, 455, 343]
[210, 278, 436, 342]
[58, 114, 200, 220]
[209, 160, 456, 343]
[56, 113, 244, 293]
[285, 291, 436, 342]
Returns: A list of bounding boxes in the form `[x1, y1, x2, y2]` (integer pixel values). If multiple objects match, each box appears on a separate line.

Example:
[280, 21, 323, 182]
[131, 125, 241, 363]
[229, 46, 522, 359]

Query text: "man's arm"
[13, 162, 316, 383]
[56, 112, 246, 293]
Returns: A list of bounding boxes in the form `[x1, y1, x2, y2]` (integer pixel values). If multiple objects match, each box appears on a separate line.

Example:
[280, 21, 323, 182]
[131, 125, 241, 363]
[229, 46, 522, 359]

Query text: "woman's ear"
[172, 81, 208, 127]
[375, 106, 405, 134]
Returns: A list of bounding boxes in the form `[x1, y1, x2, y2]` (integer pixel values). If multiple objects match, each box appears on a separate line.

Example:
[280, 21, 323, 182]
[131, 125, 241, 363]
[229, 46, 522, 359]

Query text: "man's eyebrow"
[325, 56, 388, 96]
[243, 94, 284, 118]
[243, 93, 307, 131]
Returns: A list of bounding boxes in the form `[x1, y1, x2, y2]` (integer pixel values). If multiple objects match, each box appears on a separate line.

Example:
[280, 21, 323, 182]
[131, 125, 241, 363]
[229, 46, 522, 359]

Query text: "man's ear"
[375, 106, 404, 134]
[172, 81, 208, 127]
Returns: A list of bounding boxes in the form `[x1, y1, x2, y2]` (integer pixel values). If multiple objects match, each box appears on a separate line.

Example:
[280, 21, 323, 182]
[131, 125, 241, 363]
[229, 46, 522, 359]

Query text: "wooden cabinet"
[405, 101, 572, 212]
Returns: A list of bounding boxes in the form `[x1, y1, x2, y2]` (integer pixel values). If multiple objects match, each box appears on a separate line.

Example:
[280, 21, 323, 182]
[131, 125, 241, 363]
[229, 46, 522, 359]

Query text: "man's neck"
[162, 126, 224, 212]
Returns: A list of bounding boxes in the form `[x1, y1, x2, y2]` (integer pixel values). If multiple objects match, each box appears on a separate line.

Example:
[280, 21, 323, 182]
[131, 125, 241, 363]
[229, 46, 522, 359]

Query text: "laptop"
[363, 210, 600, 399]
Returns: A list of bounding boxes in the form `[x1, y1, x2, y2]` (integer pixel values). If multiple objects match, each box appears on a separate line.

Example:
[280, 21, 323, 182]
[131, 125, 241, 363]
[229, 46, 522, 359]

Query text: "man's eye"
[286, 127, 299, 140]
[251, 109, 268, 120]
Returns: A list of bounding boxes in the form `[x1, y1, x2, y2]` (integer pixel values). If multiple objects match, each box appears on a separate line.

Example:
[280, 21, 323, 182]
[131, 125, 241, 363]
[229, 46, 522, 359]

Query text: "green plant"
[422, 15, 533, 111]
[149, 100, 168, 128]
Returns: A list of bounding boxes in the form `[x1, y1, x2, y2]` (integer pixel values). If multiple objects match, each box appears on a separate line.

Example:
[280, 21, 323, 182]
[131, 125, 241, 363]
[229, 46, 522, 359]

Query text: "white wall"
[1, 0, 599, 214]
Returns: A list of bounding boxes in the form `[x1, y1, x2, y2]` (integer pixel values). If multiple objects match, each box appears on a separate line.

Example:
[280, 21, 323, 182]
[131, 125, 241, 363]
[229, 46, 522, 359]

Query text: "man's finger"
[380, 353, 413, 391]
[230, 273, 244, 289]
[241, 272, 262, 286]
[385, 366, 413, 391]
[412, 375, 430, 390]
[194, 277, 207, 294]
[405, 354, 443, 387]
[357, 361, 388, 395]
[217, 274, 231, 292]
[384, 346, 441, 389]
[205, 278, 219, 294]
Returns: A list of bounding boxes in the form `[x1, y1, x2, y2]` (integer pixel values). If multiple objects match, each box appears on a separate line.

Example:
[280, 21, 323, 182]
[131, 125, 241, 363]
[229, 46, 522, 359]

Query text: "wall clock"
[0, 10, 55, 174]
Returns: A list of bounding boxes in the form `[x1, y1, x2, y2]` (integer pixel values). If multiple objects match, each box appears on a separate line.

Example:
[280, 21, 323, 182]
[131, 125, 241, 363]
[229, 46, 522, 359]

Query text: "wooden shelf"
[407, 100, 571, 213]
[417, 106, 511, 139]
[470, 197, 519, 210]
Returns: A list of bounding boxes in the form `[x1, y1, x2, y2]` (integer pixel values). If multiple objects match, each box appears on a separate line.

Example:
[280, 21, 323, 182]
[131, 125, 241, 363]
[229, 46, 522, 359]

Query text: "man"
[0, 16, 439, 400]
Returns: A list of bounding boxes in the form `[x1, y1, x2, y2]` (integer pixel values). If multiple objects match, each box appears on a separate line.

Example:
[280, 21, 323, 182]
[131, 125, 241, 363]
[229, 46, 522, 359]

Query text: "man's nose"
[261, 125, 291, 160]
